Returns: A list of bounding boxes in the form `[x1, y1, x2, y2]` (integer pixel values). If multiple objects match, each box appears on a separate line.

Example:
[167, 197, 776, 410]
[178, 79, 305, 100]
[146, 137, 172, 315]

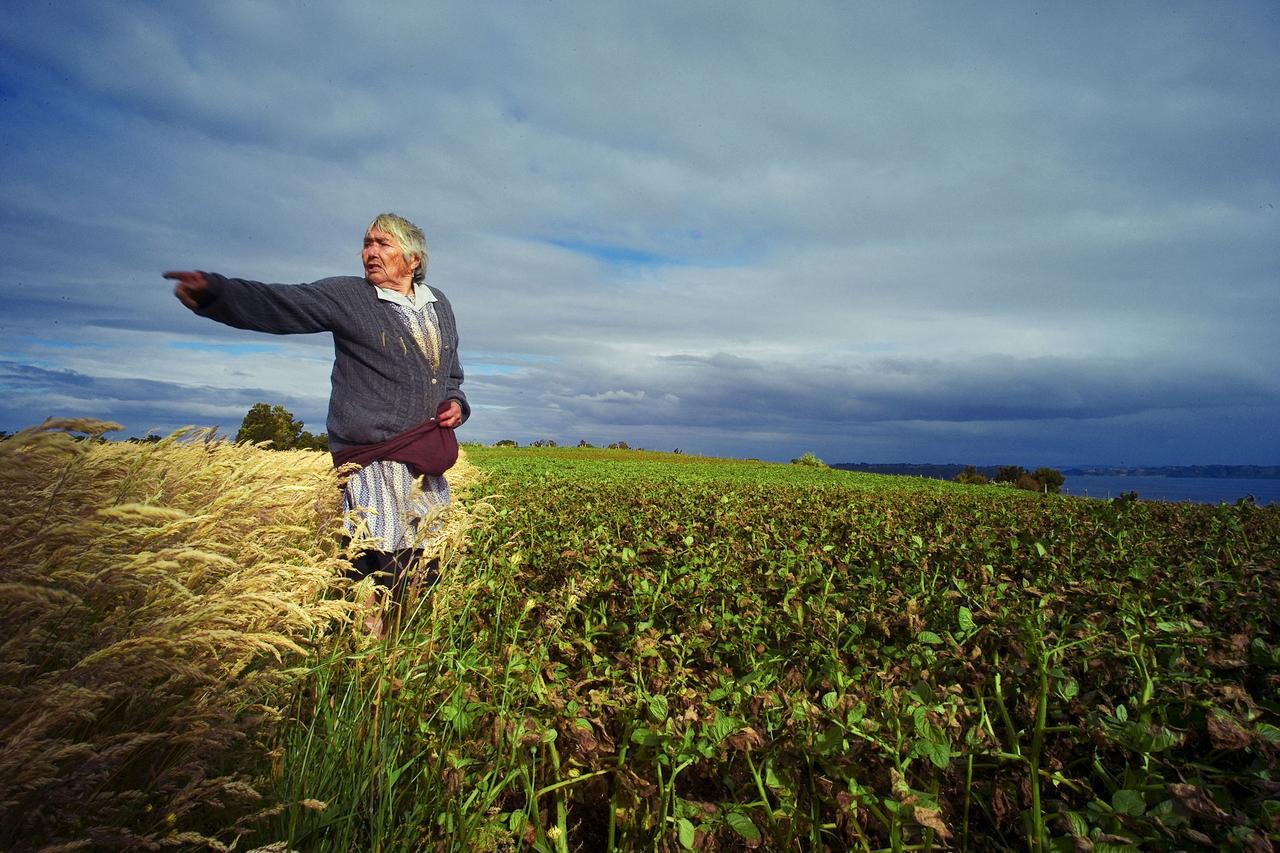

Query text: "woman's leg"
[348, 550, 441, 637]
[346, 550, 396, 585]
[345, 551, 398, 637]
[388, 550, 442, 596]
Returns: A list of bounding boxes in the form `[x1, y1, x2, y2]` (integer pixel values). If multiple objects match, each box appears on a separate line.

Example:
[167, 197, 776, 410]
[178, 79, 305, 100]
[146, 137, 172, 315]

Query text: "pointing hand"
[164, 271, 210, 311]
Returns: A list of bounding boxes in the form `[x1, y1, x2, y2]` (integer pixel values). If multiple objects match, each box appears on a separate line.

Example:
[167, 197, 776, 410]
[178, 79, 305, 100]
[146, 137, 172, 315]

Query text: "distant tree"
[1032, 467, 1064, 494]
[608, 441, 630, 450]
[1015, 473, 1043, 492]
[995, 465, 1027, 484]
[531, 439, 558, 448]
[954, 465, 988, 485]
[790, 452, 827, 468]
[236, 403, 305, 449]
[494, 439, 518, 447]
[577, 439, 594, 448]
[295, 431, 330, 452]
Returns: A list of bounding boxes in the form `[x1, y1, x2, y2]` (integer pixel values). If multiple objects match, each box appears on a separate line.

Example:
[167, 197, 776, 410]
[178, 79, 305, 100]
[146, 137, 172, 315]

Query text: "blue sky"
[1, 2, 1276, 465]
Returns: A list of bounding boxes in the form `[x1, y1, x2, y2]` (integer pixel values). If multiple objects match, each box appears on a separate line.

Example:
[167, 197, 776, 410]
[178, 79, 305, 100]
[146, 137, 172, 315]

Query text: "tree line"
[954, 464, 1064, 493]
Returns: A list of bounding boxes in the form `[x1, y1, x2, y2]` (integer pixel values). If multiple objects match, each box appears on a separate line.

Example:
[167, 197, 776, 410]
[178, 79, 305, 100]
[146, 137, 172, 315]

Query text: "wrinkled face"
[362, 227, 419, 289]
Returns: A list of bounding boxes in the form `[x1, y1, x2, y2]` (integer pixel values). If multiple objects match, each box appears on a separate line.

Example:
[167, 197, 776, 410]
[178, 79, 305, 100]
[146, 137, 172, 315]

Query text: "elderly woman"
[167, 213, 468, 630]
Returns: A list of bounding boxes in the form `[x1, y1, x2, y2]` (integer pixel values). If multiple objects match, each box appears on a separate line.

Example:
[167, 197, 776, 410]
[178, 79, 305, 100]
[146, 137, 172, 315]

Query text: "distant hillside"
[1060, 465, 1280, 479]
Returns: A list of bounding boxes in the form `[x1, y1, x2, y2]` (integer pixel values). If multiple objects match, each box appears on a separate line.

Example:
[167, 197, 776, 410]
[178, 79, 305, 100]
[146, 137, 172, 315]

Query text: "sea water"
[1062, 475, 1280, 506]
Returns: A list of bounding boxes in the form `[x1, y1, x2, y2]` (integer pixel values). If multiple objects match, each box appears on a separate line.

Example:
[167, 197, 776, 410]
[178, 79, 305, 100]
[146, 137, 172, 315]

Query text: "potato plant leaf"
[725, 811, 760, 842]
[1112, 788, 1145, 816]
[677, 818, 695, 849]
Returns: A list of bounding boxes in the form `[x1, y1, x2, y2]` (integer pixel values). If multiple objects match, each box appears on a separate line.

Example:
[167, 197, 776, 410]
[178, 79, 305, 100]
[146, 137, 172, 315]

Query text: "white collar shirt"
[373, 283, 437, 311]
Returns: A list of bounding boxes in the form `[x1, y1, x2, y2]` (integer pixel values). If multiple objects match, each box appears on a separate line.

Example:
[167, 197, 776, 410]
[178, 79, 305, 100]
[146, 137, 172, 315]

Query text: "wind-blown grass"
[253, 451, 489, 851]
[0, 419, 358, 851]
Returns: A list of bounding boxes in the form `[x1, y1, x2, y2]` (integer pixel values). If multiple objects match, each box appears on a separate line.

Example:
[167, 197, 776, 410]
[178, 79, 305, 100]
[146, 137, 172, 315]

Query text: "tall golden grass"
[0, 418, 475, 850]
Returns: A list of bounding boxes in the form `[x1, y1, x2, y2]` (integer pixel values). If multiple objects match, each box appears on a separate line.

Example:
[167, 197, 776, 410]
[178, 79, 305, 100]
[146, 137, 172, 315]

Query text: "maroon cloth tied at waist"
[330, 402, 459, 476]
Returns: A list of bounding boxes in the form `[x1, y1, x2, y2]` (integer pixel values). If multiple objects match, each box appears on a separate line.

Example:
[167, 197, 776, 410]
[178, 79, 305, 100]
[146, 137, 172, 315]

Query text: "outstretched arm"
[163, 270, 339, 334]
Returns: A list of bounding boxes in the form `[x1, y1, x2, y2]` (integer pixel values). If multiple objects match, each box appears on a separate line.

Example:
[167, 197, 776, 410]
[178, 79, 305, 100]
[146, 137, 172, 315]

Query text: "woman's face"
[362, 227, 419, 290]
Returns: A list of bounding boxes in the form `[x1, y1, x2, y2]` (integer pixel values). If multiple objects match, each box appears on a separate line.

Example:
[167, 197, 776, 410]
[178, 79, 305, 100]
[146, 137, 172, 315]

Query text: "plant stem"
[1027, 637, 1049, 853]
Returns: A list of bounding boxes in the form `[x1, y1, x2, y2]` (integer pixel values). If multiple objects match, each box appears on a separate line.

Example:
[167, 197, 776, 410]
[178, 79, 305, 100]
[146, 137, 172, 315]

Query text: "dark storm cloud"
[483, 351, 1271, 429]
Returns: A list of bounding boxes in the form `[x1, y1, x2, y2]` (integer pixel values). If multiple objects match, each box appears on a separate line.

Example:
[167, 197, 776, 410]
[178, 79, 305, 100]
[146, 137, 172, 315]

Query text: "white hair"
[366, 212, 428, 284]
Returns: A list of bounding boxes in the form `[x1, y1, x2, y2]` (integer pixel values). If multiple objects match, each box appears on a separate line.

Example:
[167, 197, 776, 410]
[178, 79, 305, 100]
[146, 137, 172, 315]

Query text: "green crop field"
[3, 427, 1279, 851]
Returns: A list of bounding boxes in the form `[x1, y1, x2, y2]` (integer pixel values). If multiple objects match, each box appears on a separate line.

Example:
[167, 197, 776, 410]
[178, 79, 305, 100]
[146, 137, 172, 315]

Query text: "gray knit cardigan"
[194, 273, 469, 453]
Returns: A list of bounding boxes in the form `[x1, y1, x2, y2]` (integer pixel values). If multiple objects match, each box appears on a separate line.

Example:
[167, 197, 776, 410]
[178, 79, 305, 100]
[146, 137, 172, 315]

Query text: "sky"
[1, 2, 1276, 466]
